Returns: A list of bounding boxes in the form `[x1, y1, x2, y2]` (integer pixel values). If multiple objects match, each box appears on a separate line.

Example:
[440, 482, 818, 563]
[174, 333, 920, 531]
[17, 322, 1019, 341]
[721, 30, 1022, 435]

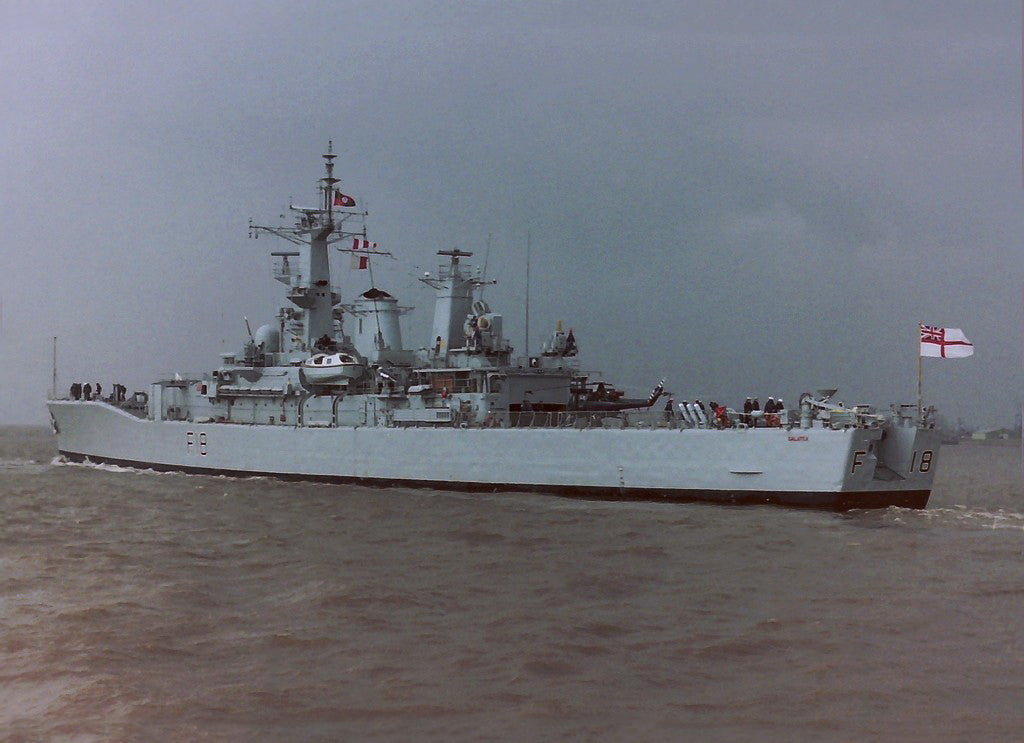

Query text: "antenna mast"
[525, 230, 531, 357]
[479, 234, 492, 299]
[323, 140, 338, 223]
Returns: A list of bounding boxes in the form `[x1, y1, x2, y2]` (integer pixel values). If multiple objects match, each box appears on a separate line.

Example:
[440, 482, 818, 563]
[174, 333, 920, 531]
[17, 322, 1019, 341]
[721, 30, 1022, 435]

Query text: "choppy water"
[2, 426, 1023, 741]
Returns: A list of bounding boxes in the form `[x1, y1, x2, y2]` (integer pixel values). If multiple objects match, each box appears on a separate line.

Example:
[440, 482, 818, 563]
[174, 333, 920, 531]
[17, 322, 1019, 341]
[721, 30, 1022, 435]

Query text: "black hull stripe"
[59, 451, 930, 511]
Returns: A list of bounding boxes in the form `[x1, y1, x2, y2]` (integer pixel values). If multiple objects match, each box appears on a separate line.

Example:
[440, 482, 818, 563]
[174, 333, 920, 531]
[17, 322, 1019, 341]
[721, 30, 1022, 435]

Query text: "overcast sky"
[2, 1, 1021, 428]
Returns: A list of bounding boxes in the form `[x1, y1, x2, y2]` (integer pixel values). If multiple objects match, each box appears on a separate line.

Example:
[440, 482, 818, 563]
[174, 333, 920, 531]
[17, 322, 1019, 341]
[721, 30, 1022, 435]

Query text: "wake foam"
[0, 458, 44, 469]
[880, 504, 1024, 531]
[52, 457, 180, 476]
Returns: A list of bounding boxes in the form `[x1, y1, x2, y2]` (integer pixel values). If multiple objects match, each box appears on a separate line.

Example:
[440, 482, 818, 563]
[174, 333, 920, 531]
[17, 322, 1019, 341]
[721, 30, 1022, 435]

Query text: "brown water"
[2, 427, 1023, 741]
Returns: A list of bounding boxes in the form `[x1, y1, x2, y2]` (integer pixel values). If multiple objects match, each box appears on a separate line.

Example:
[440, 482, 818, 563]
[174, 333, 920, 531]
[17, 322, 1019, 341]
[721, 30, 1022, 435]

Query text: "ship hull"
[49, 401, 940, 511]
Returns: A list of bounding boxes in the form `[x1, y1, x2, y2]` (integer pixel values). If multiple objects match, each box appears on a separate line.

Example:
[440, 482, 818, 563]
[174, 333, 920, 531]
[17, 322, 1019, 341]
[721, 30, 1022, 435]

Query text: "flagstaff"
[917, 323, 923, 421]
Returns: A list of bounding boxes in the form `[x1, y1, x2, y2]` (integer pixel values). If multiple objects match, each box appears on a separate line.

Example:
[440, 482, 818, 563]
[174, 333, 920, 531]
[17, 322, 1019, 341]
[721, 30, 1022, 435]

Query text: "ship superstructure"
[48, 146, 941, 509]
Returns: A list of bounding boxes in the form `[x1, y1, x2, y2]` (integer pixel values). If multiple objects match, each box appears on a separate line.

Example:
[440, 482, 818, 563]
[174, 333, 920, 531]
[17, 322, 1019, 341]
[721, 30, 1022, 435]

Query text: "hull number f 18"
[851, 449, 933, 475]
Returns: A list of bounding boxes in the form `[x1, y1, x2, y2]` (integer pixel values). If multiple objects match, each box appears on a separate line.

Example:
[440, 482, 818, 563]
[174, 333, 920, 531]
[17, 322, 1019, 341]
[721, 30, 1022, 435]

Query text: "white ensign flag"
[920, 325, 974, 358]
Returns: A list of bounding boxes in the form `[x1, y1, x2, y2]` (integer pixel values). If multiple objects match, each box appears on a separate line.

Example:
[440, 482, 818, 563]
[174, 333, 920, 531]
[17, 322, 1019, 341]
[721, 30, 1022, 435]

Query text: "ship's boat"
[300, 352, 363, 384]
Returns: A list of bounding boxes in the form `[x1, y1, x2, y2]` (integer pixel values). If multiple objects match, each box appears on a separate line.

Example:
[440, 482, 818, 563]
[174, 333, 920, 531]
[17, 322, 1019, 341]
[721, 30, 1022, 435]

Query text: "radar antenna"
[248, 141, 368, 246]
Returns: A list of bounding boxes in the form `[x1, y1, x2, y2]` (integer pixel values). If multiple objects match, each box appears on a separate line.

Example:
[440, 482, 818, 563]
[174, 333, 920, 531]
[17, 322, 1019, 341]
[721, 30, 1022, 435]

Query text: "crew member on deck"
[471, 318, 482, 351]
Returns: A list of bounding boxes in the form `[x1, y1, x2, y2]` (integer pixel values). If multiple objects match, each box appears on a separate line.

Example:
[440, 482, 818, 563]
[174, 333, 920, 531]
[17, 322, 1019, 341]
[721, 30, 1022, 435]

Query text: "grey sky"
[1, 1, 1020, 427]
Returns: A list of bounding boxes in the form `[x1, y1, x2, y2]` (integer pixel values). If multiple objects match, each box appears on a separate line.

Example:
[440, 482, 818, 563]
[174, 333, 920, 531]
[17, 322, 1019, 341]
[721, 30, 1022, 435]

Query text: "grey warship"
[49, 145, 940, 509]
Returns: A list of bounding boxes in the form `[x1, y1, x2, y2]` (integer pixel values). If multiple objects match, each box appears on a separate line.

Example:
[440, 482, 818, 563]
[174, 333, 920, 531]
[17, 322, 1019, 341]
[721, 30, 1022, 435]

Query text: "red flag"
[351, 254, 369, 269]
[334, 190, 355, 207]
